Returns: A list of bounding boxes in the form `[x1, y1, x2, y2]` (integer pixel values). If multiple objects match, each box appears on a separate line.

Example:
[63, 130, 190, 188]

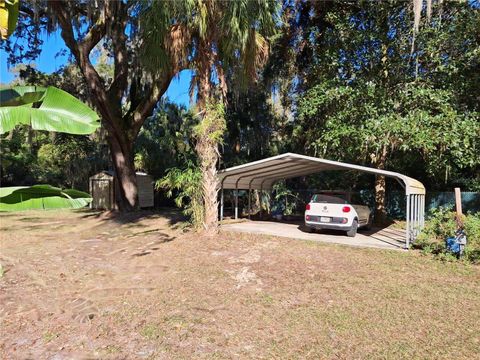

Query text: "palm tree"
[142, 0, 278, 232]
[0, 86, 99, 211]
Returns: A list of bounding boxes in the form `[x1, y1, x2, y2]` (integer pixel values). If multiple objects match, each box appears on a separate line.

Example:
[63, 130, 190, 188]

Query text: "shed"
[89, 171, 154, 210]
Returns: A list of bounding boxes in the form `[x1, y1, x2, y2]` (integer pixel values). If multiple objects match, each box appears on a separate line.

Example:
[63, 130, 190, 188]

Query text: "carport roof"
[218, 153, 425, 195]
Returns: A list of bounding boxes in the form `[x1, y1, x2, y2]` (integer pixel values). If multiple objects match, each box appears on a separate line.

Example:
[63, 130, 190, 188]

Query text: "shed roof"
[90, 171, 152, 179]
[218, 153, 425, 195]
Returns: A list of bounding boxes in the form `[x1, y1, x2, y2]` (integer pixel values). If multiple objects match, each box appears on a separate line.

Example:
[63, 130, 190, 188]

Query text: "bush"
[156, 161, 204, 229]
[416, 206, 480, 263]
[464, 213, 480, 263]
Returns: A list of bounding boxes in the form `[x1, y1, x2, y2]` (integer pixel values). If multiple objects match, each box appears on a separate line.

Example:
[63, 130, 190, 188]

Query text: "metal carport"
[218, 153, 426, 249]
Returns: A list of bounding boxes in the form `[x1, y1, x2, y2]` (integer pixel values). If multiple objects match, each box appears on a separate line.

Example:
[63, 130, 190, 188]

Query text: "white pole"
[248, 184, 251, 220]
[235, 188, 238, 220]
[412, 195, 416, 239]
[415, 196, 419, 236]
[421, 195, 425, 228]
[220, 187, 224, 221]
[259, 184, 263, 220]
[405, 194, 410, 249]
[410, 195, 413, 242]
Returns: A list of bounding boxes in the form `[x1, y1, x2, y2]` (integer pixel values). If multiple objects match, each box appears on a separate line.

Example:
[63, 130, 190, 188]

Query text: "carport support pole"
[220, 185, 224, 221]
[417, 195, 421, 237]
[412, 195, 418, 241]
[405, 194, 410, 249]
[248, 184, 251, 220]
[415, 195, 419, 238]
[259, 184, 263, 220]
[235, 186, 239, 220]
[410, 195, 414, 245]
[416, 195, 420, 238]
[421, 195, 425, 228]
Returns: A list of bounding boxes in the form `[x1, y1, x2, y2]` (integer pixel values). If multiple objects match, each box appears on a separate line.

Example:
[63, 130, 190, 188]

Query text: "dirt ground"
[1, 209, 479, 359]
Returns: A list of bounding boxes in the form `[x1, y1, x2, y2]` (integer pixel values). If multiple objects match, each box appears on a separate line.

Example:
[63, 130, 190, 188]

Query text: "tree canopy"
[1, 0, 479, 221]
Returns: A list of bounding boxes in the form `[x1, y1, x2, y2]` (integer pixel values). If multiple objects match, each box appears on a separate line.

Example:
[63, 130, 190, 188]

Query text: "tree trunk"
[50, 0, 178, 212]
[371, 143, 389, 224]
[196, 106, 221, 232]
[106, 128, 138, 211]
[195, 37, 223, 233]
[198, 145, 219, 232]
[26, 126, 33, 153]
[374, 174, 387, 224]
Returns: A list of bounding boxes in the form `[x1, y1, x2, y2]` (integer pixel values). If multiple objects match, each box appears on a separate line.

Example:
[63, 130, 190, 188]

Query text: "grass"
[0, 209, 479, 359]
[140, 324, 164, 340]
[42, 331, 59, 343]
[103, 344, 122, 355]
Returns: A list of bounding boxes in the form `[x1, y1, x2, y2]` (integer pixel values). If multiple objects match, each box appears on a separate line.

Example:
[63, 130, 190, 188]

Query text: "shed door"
[91, 179, 113, 210]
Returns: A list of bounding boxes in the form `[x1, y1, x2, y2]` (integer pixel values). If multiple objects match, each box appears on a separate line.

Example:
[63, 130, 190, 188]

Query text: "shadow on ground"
[75, 207, 187, 227]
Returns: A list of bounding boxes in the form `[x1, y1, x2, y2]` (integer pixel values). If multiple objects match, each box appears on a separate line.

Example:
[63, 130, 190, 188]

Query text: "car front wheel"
[346, 219, 358, 237]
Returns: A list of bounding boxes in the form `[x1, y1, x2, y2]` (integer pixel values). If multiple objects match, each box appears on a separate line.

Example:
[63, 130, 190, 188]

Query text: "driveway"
[221, 220, 406, 250]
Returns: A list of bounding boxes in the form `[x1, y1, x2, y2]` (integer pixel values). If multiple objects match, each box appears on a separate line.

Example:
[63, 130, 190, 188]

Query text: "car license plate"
[320, 217, 331, 223]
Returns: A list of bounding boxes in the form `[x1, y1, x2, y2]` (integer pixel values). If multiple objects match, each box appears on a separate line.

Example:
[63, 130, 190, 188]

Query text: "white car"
[304, 191, 372, 237]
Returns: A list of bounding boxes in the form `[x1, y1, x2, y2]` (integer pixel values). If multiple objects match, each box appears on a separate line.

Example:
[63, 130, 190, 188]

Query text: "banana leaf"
[0, 185, 92, 211]
[0, 0, 19, 40]
[0, 86, 100, 135]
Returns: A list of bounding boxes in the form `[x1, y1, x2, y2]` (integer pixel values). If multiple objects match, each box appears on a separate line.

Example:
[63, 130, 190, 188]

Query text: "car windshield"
[311, 193, 348, 204]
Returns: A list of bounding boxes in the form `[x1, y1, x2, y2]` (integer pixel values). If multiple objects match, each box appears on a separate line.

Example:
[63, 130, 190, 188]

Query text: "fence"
[386, 191, 480, 218]
[267, 190, 480, 218]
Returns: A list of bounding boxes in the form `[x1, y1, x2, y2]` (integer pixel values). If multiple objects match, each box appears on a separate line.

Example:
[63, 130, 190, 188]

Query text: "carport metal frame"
[218, 153, 426, 249]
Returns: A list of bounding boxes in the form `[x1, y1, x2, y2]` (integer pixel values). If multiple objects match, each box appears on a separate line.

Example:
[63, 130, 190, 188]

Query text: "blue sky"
[0, 30, 192, 107]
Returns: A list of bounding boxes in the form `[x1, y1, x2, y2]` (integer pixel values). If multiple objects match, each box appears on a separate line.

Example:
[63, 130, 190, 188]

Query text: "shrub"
[464, 213, 480, 263]
[156, 161, 204, 229]
[415, 206, 455, 252]
[416, 206, 480, 263]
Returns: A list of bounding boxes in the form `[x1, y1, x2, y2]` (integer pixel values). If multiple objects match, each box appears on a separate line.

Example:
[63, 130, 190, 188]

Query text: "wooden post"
[454, 187, 463, 228]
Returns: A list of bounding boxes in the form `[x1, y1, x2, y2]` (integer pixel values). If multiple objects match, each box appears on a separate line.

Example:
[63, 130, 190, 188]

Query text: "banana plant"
[0, 86, 100, 135]
[0, 185, 92, 211]
[0, 86, 99, 211]
[0, 0, 19, 39]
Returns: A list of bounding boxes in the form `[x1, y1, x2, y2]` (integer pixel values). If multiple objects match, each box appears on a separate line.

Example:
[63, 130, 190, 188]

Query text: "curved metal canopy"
[218, 153, 425, 195]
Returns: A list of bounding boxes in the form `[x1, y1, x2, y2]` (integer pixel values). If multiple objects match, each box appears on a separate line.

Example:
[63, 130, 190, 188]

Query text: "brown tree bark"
[106, 129, 138, 211]
[374, 174, 387, 224]
[372, 145, 389, 224]
[196, 138, 220, 232]
[195, 38, 223, 233]
[49, 1, 179, 211]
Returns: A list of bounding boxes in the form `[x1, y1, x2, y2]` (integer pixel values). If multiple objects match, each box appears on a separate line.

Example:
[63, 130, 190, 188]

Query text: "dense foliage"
[416, 207, 480, 263]
[156, 162, 203, 228]
[269, 0, 480, 192]
[1, 125, 106, 191]
[1, 0, 479, 227]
